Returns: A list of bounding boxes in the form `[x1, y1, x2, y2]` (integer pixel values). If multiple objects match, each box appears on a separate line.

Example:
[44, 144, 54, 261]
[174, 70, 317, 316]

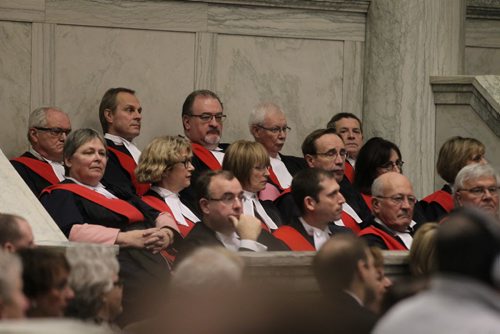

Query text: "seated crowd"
[2, 87, 499, 332]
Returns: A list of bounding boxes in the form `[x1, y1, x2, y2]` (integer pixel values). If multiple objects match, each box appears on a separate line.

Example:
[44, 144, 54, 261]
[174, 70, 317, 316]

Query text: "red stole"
[344, 161, 354, 183]
[422, 190, 454, 213]
[358, 226, 407, 250]
[341, 211, 361, 233]
[106, 146, 150, 196]
[361, 192, 372, 210]
[267, 167, 290, 192]
[43, 183, 144, 223]
[273, 226, 315, 251]
[141, 195, 195, 237]
[12, 156, 60, 185]
[191, 143, 222, 170]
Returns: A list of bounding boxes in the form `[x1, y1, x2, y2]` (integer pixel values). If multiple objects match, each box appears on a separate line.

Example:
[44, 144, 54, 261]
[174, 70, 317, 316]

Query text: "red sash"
[141, 195, 195, 237]
[422, 190, 454, 213]
[344, 161, 354, 183]
[273, 226, 315, 251]
[341, 211, 361, 233]
[12, 157, 60, 185]
[361, 193, 372, 210]
[106, 146, 150, 196]
[267, 167, 290, 192]
[191, 143, 222, 170]
[43, 183, 144, 223]
[358, 226, 407, 250]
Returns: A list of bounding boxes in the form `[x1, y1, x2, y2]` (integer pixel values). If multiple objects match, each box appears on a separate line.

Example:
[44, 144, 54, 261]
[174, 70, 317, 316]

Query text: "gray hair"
[453, 163, 500, 194]
[248, 102, 284, 127]
[27, 106, 66, 142]
[65, 245, 119, 321]
[371, 174, 385, 197]
[0, 250, 23, 304]
[63, 128, 106, 167]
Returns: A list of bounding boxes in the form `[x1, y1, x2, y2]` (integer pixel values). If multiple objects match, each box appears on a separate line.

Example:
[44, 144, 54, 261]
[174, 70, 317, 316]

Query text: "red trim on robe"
[344, 161, 354, 183]
[191, 143, 222, 170]
[106, 146, 150, 196]
[12, 156, 60, 185]
[43, 183, 144, 223]
[267, 167, 290, 192]
[341, 211, 361, 233]
[361, 192, 372, 210]
[358, 226, 407, 250]
[273, 226, 315, 251]
[141, 195, 195, 237]
[422, 190, 454, 213]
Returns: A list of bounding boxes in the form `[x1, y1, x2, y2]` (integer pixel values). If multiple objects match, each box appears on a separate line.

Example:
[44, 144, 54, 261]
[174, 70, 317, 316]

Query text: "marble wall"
[465, 19, 500, 75]
[0, 0, 368, 158]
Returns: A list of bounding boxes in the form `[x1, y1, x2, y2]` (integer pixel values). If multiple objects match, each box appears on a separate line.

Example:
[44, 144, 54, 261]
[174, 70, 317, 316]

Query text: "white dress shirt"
[374, 217, 415, 249]
[104, 133, 142, 164]
[151, 186, 200, 226]
[29, 147, 65, 181]
[242, 191, 278, 230]
[299, 217, 331, 250]
[270, 156, 293, 189]
[215, 231, 267, 252]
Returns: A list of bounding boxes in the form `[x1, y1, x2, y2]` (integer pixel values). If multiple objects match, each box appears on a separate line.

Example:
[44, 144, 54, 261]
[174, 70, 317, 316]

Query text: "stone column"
[363, 0, 465, 197]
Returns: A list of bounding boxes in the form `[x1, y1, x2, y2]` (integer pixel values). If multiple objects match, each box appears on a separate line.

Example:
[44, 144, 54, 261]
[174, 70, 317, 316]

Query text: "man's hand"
[116, 227, 174, 253]
[230, 214, 262, 241]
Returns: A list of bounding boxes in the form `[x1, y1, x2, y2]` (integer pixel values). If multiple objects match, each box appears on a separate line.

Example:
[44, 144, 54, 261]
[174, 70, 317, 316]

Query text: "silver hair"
[0, 250, 22, 304]
[63, 128, 106, 163]
[27, 107, 66, 142]
[371, 174, 385, 197]
[65, 245, 119, 320]
[453, 163, 500, 194]
[171, 246, 244, 292]
[248, 102, 284, 128]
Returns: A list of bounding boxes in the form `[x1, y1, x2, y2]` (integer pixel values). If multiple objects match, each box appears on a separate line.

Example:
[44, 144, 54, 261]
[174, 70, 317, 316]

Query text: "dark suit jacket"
[11, 151, 55, 196]
[359, 216, 408, 250]
[287, 216, 352, 247]
[279, 153, 308, 176]
[176, 220, 289, 263]
[339, 177, 372, 223]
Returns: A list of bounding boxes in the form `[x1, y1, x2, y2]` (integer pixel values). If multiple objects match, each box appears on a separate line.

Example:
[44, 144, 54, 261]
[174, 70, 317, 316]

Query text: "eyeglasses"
[207, 193, 245, 205]
[188, 113, 227, 123]
[458, 186, 500, 198]
[379, 160, 404, 171]
[315, 148, 347, 159]
[34, 127, 71, 137]
[169, 157, 192, 169]
[375, 194, 417, 206]
[257, 125, 291, 134]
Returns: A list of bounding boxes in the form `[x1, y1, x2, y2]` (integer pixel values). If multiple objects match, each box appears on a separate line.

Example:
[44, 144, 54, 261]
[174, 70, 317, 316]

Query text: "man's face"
[251, 111, 287, 157]
[183, 96, 224, 149]
[29, 109, 71, 162]
[372, 173, 415, 232]
[310, 177, 345, 224]
[455, 176, 499, 218]
[201, 176, 243, 233]
[334, 117, 363, 160]
[14, 219, 34, 250]
[105, 92, 142, 141]
[305, 134, 346, 183]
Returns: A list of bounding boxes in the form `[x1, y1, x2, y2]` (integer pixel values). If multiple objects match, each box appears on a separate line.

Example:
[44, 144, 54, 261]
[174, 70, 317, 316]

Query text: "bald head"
[371, 172, 416, 232]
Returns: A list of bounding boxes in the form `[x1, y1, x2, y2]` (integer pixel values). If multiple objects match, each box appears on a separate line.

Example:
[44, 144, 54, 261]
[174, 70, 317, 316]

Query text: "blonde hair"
[409, 223, 439, 277]
[222, 140, 269, 188]
[437, 136, 485, 184]
[135, 136, 191, 184]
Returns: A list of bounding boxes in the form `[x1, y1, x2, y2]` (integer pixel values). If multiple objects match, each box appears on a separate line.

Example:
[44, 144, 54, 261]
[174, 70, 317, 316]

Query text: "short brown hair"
[222, 140, 269, 188]
[98, 87, 135, 133]
[437, 136, 485, 184]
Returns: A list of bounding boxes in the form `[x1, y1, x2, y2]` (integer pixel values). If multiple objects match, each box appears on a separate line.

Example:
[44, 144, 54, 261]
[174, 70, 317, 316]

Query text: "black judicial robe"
[11, 152, 58, 196]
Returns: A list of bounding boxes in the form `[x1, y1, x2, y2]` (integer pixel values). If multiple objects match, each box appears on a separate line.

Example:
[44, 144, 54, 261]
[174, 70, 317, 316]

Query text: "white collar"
[66, 177, 116, 199]
[299, 217, 330, 250]
[104, 133, 141, 164]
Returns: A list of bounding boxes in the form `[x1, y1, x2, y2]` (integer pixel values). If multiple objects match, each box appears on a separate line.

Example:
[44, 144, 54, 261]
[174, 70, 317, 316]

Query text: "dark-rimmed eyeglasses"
[458, 186, 500, 198]
[375, 194, 417, 206]
[257, 125, 291, 134]
[187, 113, 227, 123]
[169, 157, 192, 169]
[379, 160, 404, 171]
[207, 193, 245, 205]
[315, 149, 347, 159]
[34, 127, 71, 137]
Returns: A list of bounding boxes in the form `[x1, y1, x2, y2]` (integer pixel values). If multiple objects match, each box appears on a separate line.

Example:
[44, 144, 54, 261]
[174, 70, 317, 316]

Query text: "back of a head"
[409, 223, 439, 277]
[0, 250, 24, 318]
[437, 208, 500, 288]
[313, 234, 367, 293]
[0, 214, 23, 249]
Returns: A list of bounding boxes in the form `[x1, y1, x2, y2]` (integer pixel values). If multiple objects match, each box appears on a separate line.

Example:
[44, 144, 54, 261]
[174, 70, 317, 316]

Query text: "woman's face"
[32, 268, 74, 318]
[466, 151, 487, 165]
[162, 149, 194, 193]
[65, 138, 107, 187]
[376, 149, 402, 177]
[245, 164, 270, 193]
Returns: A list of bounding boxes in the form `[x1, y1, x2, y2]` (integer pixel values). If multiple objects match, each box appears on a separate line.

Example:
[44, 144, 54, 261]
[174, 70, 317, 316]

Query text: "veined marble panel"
[435, 104, 500, 189]
[215, 34, 344, 156]
[342, 40, 364, 119]
[0, 21, 31, 158]
[53, 25, 196, 149]
[46, 0, 207, 32]
[0, 0, 44, 22]
[466, 18, 500, 48]
[208, 5, 365, 41]
[466, 47, 500, 75]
